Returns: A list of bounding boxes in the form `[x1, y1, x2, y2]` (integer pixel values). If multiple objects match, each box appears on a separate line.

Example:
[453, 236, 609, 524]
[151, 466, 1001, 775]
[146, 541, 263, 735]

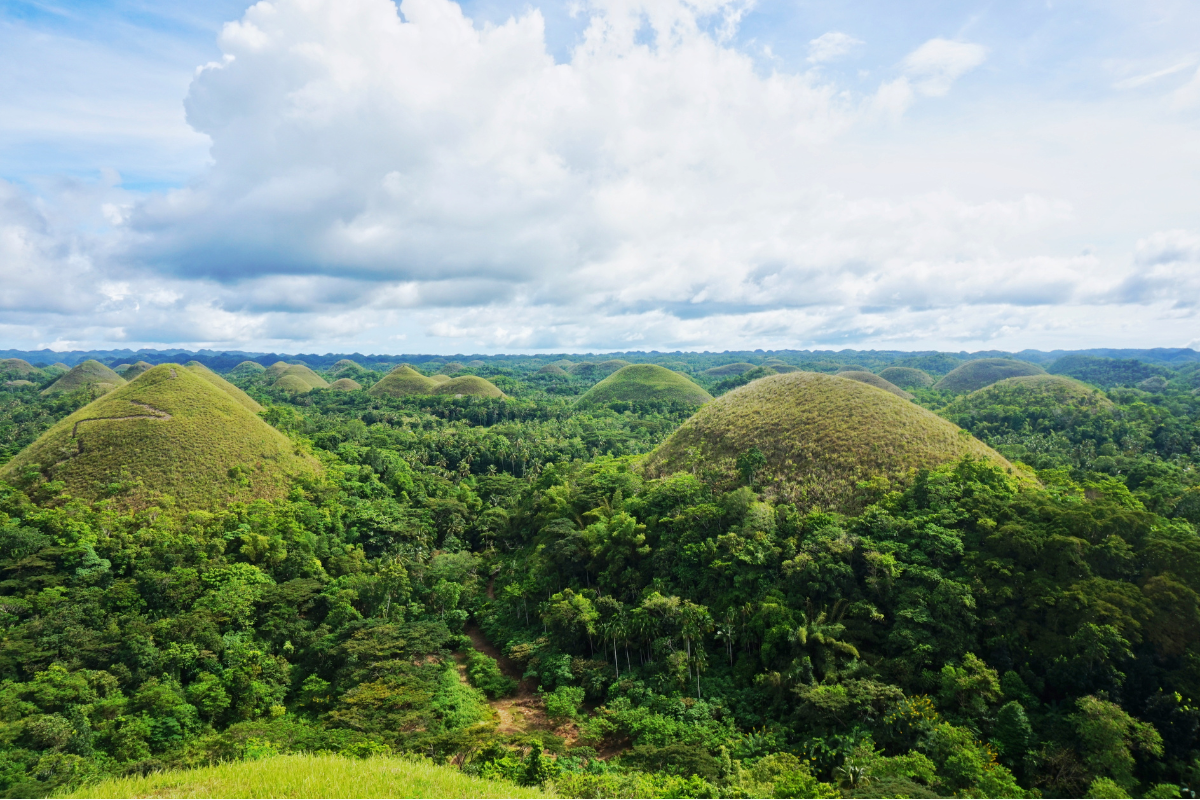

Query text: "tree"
[1071, 695, 1163, 789]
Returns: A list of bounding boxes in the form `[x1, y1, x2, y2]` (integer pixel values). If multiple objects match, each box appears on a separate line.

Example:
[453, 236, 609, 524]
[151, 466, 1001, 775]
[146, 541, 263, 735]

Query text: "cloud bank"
[3, 0, 1199, 352]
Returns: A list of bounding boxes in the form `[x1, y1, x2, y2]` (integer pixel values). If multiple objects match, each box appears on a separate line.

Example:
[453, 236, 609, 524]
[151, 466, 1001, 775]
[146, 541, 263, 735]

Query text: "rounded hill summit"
[643, 372, 1013, 512]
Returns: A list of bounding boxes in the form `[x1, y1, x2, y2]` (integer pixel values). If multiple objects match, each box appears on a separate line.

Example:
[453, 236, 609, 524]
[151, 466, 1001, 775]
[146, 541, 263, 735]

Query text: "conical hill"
[367, 366, 437, 398]
[949, 375, 1114, 414]
[1, 364, 318, 509]
[41, 360, 126, 396]
[272, 365, 329, 390]
[1, 359, 43, 381]
[576, 364, 712, 407]
[329, 378, 362, 391]
[643, 372, 1014, 513]
[229, 361, 266, 378]
[933, 359, 1045, 393]
[878, 366, 933, 389]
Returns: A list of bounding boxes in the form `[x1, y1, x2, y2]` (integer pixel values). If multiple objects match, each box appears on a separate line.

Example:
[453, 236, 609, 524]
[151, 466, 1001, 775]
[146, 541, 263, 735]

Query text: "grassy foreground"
[64, 753, 546, 799]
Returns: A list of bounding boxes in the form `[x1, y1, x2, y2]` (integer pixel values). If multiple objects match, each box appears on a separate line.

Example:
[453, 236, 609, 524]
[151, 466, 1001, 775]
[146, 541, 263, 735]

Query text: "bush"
[544, 685, 586, 723]
[465, 651, 517, 699]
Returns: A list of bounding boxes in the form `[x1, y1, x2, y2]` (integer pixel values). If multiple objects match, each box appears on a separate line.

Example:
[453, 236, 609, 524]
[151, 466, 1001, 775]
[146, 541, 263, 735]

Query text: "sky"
[1, 0, 1199, 354]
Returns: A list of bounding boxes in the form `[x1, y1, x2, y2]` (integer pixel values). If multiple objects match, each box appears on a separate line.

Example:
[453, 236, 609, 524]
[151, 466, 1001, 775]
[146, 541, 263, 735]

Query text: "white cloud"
[900, 38, 988, 97]
[807, 31, 863, 64]
[1, 0, 1197, 353]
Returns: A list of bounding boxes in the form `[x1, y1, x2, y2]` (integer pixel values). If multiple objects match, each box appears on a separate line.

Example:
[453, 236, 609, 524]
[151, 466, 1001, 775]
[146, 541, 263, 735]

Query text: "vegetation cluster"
[0, 350, 1197, 797]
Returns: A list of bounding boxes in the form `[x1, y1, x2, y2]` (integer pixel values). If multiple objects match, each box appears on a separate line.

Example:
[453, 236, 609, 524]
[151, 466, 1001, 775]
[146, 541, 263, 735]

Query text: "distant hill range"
[1, 346, 1196, 371]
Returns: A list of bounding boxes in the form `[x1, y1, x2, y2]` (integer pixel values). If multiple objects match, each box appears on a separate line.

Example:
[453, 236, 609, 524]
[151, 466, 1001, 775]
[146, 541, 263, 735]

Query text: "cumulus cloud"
[3, 0, 1195, 352]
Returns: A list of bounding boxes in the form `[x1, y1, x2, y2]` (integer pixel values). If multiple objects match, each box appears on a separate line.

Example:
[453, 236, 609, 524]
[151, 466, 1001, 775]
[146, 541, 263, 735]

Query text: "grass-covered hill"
[228, 360, 266, 379]
[185, 364, 264, 413]
[430, 373, 451, 384]
[1, 364, 318, 509]
[537, 364, 569, 376]
[878, 365, 934, 389]
[41, 360, 126, 396]
[438, 361, 465, 374]
[67, 753, 543, 799]
[367, 365, 438, 398]
[702, 362, 757, 377]
[273, 364, 329, 390]
[953, 374, 1114, 414]
[643, 371, 1013, 512]
[329, 358, 362, 375]
[576, 364, 713, 408]
[0, 358, 43, 381]
[836, 370, 914, 399]
[274, 374, 315, 393]
[429, 375, 505, 398]
[330, 377, 362, 391]
[933, 358, 1045, 393]
[264, 360, 292, 381]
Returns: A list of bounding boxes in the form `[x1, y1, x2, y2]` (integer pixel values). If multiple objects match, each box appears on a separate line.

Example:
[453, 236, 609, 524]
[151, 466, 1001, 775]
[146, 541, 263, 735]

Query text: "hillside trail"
[451, 574, 597, 750]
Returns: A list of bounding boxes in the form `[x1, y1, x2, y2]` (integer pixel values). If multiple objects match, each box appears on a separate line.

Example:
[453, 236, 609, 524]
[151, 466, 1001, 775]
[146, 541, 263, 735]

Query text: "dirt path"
[71, 401, 171, 438]
[463, 622, 560, 737]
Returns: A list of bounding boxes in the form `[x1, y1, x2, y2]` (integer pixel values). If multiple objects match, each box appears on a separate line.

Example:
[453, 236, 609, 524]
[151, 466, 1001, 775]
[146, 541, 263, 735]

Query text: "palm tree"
[789, 600, 859, 680]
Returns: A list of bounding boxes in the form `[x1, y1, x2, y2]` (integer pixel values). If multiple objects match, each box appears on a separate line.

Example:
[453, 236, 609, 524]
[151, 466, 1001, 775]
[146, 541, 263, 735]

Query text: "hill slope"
[186, 364, 264, 413]
[330, 378, 362, 391]
[368, 366, 437, 398]
[67, 752, 543, 799]
[576, 364, 713, 407]
[933, 358, 1045, 393]
[703, 362, 757, 377]
[0, 359, 43, 381]
[836, 370, 914, 399]
[41, 360, 126, 396]
[120, 361, 154, 380]
[2, 364, 317, 509]
[644, 372, 1013, 512]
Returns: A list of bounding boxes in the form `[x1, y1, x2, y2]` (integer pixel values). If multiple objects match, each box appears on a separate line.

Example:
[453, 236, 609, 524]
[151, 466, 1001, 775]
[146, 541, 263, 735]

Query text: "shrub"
[465, 651, 517, 699]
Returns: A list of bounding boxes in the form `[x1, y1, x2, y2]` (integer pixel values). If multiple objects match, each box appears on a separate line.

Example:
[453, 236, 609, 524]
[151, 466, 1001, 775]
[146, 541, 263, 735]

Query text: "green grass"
[41, 360, 126, 396]
[368, 366, 438, 398]
[878, 366, 934, 389]
[836, 370, 913, 399]
[429, 374, 451, 384]
[430, 375, 505, 398]
[186, 365, 264, 412]
[273, 374, 314, 393]
[576, 364, 713, 407]
[702, 362, 757, 377]
[933, 358, 1045, 393]
[644, 371, 1014, 513]
[63, 752, 545, 799]
[947, 374, 1114, 414]
[2, 364, 319, 510]
[329, 378, 362, 391]
[538, 364, 569, 376]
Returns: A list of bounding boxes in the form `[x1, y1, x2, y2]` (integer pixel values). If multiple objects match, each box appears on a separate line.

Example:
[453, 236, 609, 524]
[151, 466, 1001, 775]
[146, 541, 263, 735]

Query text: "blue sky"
[1, 0, 1198, 353]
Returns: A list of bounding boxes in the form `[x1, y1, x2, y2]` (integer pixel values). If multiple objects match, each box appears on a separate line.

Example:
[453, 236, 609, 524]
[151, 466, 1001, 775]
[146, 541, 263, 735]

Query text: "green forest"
[1, 350, 1199, 798]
